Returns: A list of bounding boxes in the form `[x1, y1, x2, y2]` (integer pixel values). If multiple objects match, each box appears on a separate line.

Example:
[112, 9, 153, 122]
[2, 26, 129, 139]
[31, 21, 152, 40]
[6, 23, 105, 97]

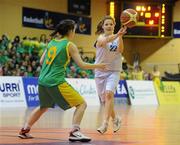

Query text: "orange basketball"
[120, 9, 138, 28]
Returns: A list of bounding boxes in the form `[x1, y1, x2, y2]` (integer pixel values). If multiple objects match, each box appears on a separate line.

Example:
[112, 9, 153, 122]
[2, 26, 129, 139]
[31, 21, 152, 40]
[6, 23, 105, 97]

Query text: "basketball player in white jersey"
[94, 16, 127, 134]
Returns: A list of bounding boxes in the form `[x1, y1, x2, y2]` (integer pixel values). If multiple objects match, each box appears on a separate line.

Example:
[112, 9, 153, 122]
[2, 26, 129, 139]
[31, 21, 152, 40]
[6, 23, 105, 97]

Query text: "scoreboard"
[108, 0, 174, 38]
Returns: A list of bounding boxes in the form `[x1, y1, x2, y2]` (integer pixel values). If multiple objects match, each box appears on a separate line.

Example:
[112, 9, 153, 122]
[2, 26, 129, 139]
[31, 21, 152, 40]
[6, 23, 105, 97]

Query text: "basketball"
[120, 9, 138, 28]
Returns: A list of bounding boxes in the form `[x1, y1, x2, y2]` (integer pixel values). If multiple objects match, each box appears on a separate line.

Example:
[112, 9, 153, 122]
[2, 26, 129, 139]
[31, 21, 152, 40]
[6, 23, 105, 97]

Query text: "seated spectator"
[12, 35, 20, 48]
[0, 50, 9, 65]
[0, 34, 10, 50]
[1, 34, 95, 78]
[132, 66, 144, 80]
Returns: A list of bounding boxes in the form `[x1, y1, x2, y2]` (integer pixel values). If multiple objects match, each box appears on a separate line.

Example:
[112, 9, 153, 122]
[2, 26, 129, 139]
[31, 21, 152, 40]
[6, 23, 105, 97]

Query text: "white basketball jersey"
[94, 37, 122, 77]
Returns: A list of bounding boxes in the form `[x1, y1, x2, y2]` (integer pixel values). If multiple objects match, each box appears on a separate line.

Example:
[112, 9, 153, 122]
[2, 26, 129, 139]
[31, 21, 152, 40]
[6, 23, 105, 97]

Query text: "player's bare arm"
[96, 26, 127, 48]
[68, 42, 106, 70]
[40, 49, 47, 65]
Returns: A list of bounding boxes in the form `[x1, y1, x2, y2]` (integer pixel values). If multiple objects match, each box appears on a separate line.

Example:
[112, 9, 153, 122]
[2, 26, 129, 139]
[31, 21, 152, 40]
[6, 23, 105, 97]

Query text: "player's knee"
[105, 91, 113, 101]
[106, 95, 112, 101]
[82, 101, 87, 109]
[77, 101, 87, 110]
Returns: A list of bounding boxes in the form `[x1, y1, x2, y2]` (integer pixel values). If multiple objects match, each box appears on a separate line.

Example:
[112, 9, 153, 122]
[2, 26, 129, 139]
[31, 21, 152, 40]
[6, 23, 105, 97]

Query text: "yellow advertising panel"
[154, 81, 180, 105]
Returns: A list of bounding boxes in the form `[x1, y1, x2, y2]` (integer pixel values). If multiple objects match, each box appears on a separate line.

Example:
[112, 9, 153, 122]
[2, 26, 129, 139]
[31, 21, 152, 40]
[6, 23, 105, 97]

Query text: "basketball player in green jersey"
[18, 19, 106, 142]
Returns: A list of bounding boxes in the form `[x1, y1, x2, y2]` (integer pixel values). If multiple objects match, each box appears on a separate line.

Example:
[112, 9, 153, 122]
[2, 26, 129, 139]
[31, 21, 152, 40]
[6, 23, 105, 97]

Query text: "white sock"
[102, 120, 108, 126]
[72, 124, 80, 131]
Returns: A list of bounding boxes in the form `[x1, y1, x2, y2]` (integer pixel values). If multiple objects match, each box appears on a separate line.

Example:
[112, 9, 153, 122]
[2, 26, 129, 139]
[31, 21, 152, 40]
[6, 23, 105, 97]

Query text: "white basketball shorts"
[95, 72, 120, 103]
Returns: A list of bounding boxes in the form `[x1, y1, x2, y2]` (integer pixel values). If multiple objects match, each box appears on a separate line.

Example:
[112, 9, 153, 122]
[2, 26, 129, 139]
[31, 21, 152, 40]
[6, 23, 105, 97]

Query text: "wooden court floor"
[1, 103, 180, 145]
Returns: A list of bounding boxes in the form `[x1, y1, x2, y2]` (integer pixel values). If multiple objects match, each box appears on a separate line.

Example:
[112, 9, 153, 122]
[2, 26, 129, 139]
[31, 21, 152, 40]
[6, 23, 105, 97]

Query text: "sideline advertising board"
[126, 80, 158, 105]
[0, 77, 26, 107]
[22, 77, 39, 107]
[66, 78, 100, 106]
[23, 77, 100, 106]
[154, 81, 180, 105]
[114, 80, 129, 104]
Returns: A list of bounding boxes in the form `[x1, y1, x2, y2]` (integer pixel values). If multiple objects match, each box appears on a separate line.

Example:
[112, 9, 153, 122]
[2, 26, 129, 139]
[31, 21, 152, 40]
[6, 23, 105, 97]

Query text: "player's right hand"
[118, 26, 127, 36]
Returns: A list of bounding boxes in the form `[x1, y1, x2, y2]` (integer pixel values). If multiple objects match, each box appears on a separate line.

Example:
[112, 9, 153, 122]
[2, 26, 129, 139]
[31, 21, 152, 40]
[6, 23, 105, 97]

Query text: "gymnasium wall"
[0, 0, 106, 52]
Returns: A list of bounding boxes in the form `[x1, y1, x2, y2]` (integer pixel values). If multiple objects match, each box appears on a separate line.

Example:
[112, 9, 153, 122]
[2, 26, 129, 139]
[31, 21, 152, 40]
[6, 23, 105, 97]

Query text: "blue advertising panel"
[114, 80, 129, 104]
[173, 22, 180, 38]
[22, 77, 39, 107]
[22, 7, 91, 35]
[114, 80, 128, 98]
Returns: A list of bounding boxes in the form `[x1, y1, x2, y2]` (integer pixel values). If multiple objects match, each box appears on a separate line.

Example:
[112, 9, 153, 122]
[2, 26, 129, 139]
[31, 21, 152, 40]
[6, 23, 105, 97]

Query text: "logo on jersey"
[109, 42, 117, 51]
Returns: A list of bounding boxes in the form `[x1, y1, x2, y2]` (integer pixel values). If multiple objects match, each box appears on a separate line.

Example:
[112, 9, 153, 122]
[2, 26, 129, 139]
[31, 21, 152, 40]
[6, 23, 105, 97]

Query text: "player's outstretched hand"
[117, 26, 127, 36]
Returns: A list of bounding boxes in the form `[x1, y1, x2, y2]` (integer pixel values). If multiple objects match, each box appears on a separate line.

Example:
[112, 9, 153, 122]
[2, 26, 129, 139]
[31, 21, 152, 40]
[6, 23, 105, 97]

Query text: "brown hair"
[50, 19, 76, 37]
[95, 15, 115, 35]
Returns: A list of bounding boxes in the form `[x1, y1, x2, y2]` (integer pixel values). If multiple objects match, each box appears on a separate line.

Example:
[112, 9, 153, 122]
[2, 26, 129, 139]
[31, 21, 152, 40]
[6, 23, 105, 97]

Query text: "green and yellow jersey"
[38, 38, 71, 87]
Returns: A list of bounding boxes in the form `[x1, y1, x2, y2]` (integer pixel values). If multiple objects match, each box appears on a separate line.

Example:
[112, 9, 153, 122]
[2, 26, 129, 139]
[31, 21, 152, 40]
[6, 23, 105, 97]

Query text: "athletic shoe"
[113, 116, 122, 133]
[18, 128, 33, 139]
[69, 129, 91, 142]
[97, 122, 108, 134]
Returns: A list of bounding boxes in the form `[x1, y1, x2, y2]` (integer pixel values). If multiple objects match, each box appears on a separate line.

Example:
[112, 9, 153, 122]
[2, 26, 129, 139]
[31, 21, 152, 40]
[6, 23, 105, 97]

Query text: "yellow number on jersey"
[46, 46, 57, 65]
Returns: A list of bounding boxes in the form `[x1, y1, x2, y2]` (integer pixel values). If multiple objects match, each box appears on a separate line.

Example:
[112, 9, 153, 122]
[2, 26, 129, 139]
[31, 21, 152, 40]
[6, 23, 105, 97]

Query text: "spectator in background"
[132, 66, 144, 80]
[127, 67, 133, 80]
[0, 50, 8, 65]
[26, 66, 33, 77]
[40, 34, 47, 43]
[151, 65, 161, 80]
[39, 34, 47, 57]
[1, 34, 95, 78]
[0, 65, 3, 76]
[120, 71, 126, 80]
[120, 61, 129, 80]
[0, 34, 10, 50]
[151, 65, 164, 90]
[12, 35, 20, 47]
[143, 71, 151, 80]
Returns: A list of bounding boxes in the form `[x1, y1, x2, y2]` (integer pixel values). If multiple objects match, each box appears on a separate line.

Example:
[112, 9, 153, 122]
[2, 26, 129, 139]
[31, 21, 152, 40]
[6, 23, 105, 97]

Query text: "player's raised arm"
[95, 16, 127, 48]
[117, 26, 127, 53]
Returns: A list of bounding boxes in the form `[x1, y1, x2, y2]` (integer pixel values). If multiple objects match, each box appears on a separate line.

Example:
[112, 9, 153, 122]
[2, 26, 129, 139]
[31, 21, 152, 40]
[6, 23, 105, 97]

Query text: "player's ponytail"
[50, 19, 76, 37]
